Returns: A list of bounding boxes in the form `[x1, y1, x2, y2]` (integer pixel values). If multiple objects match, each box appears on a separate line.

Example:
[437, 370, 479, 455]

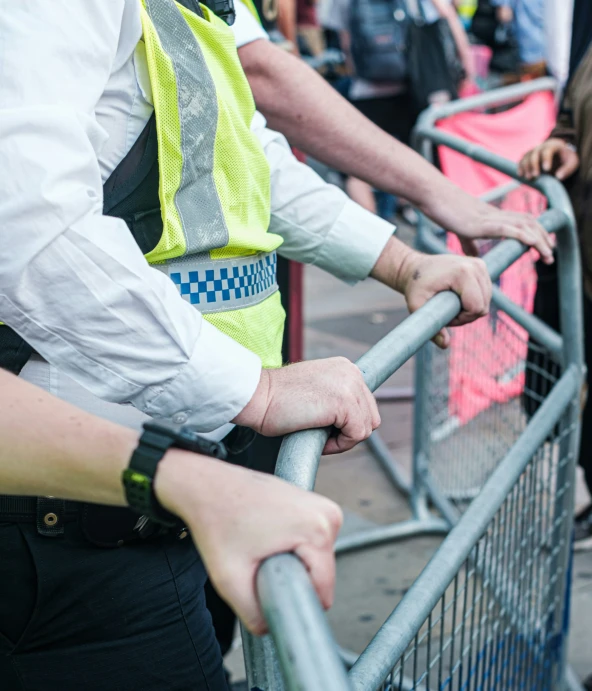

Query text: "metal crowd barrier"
[241, 81, 585, 691]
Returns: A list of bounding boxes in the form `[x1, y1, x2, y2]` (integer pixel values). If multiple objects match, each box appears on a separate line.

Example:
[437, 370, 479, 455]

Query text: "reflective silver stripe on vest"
[156, 251, 278, 313]
[144, 0, 229, 255]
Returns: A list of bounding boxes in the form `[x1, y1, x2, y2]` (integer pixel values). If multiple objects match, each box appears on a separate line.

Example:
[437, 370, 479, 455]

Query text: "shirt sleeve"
[0, 0, 261, 431]
[251, 114, 394, 283]
[231, 0, 270, 47]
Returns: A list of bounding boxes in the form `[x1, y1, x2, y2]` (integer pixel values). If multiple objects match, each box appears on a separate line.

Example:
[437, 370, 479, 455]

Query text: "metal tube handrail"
[272, 208, 566, 492]
[416, 76, 558, 124]
[254, 208, 569, 691]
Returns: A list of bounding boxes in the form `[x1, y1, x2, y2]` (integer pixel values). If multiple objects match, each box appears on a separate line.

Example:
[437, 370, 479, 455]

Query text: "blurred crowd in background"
[264, 0, 573, 219]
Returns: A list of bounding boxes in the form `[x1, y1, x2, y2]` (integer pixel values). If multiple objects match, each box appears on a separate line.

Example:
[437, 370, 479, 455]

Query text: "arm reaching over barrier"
[0, 370, 343, 636]
[237, 38, 555, 264]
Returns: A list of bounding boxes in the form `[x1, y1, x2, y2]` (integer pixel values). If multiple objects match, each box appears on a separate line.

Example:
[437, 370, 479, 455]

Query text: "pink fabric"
[471, 45, 492, 80]
[436, 91, 556, 424]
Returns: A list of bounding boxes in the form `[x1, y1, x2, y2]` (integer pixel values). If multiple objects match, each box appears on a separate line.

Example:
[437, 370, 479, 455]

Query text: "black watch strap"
[123, 421, 228, 528]
[123, 425, 179, 527]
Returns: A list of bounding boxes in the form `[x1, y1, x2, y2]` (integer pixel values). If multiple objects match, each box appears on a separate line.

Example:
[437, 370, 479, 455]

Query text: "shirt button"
[173, 412, 188, 424]
[43, 512, 58, 527]
[178, 529, 189, 540]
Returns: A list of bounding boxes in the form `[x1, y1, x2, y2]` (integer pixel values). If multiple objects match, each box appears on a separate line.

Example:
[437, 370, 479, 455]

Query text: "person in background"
[319, 0, 474, 217]
[544, 0, 573, 90]
[490, 0, 546, 79]
[518, 0, 592, 559]
[234, 0, 553, 255]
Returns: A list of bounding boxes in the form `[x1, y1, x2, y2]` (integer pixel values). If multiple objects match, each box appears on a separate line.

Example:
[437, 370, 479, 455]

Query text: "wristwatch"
[122, 420, 228, 527]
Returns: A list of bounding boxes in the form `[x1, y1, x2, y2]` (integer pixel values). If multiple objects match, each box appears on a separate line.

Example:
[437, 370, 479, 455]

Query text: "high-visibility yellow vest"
[140, 0, 285, 367]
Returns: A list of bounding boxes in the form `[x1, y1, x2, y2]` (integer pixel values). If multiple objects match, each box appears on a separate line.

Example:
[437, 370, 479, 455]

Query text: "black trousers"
[0, 520, 229, 691]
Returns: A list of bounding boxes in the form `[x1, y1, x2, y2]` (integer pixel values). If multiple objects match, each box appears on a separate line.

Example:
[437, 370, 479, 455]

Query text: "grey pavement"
[226, 221, 592, 686]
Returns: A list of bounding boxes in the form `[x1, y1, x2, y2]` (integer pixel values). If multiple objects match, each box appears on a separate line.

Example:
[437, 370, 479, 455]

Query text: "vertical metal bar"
[412, 344, 432, 520]
[539, 176, 585, 686]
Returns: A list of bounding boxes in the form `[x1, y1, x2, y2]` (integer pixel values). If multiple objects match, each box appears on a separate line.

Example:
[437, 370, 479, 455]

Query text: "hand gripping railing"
[242, 192, 583, 689]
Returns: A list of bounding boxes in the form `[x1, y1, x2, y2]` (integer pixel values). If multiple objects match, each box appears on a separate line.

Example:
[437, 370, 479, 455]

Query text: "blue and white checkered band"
[156, 251, 279, 313]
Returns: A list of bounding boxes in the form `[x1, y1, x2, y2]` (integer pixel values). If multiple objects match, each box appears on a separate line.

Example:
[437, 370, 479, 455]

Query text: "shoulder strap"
[175, 0, 205, 15]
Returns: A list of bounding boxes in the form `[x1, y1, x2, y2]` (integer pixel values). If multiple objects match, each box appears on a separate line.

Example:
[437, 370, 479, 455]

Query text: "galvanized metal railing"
[241, 81, 584, 691]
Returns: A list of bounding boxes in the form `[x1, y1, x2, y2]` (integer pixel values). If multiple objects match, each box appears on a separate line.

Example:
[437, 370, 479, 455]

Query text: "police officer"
[0, 1, 491, 688]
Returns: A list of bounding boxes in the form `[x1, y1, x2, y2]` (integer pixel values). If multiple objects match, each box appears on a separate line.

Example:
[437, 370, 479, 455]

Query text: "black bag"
[471, 0, 520, 74]
[349, 0, 411, 82]
[471, 0, 498, 46]
[406, 0, 464, 112]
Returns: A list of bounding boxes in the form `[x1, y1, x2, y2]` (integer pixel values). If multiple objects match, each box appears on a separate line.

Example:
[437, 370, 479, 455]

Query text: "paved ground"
[226, 221, 592, 687]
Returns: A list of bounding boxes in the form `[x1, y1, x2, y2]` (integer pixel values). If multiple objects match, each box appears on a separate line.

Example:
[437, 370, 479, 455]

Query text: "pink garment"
[436, 91, 556, 425]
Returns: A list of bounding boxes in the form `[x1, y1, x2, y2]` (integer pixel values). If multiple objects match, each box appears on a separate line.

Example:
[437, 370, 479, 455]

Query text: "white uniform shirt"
[0, 0, 393, 432]
[231, 0, 269, 47]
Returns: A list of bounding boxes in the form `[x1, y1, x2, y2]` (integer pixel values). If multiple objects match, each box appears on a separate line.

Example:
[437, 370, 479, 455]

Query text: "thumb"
[541, 143, 557, 172]
[433, 329, 450, 349]
[556, 151, 577, 180]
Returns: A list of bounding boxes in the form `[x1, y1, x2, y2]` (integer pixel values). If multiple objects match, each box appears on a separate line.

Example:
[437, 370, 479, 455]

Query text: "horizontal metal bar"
[374, 386, 415, 402]
[417, 77, 557, 125]
[416, 220, 565, 358]
[348, 364, 580, 690]
[479, 180, 521, 204]
[257, 554, 353, 690]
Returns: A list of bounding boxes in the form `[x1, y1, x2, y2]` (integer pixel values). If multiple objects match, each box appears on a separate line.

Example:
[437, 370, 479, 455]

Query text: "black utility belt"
[0, 495, 187, 547]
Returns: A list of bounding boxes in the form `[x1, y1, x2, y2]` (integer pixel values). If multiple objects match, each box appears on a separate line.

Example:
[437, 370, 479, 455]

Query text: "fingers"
[518, 148, 541, 180]
[541, 144, 556, 174]
[450, 258, 490, 324]
[324, 362, 380, 454]
[556, 150, 580, 181]
[324, 392, 380, 454]
[294, 542, 337, 610]
[433, 328, 450, 349]
[505, 214, 554, 264]
[485, 211, 554, 265]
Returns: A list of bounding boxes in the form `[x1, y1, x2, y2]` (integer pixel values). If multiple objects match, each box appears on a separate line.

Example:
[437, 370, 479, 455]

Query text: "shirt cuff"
[136, 319, 262, 432]
[313, 200, 395, 283]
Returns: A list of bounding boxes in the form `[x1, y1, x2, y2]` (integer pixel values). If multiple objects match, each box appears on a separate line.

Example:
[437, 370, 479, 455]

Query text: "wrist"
[371, 236, 421, 293]
[232, 368, 271, 432]
[153, 448, 211, 522]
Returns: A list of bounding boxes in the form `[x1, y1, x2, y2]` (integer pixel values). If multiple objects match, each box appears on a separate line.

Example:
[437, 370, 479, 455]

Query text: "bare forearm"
[0, 370, 137, 503]
[239, 40, 477, 227]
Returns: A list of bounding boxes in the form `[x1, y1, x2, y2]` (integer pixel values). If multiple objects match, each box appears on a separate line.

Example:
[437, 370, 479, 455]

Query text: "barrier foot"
[335, 516, 449, 555]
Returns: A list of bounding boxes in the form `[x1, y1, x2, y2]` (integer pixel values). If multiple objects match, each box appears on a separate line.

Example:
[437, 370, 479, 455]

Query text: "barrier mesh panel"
[424, 241, 559, 503]
[380, 410, 575, 691]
